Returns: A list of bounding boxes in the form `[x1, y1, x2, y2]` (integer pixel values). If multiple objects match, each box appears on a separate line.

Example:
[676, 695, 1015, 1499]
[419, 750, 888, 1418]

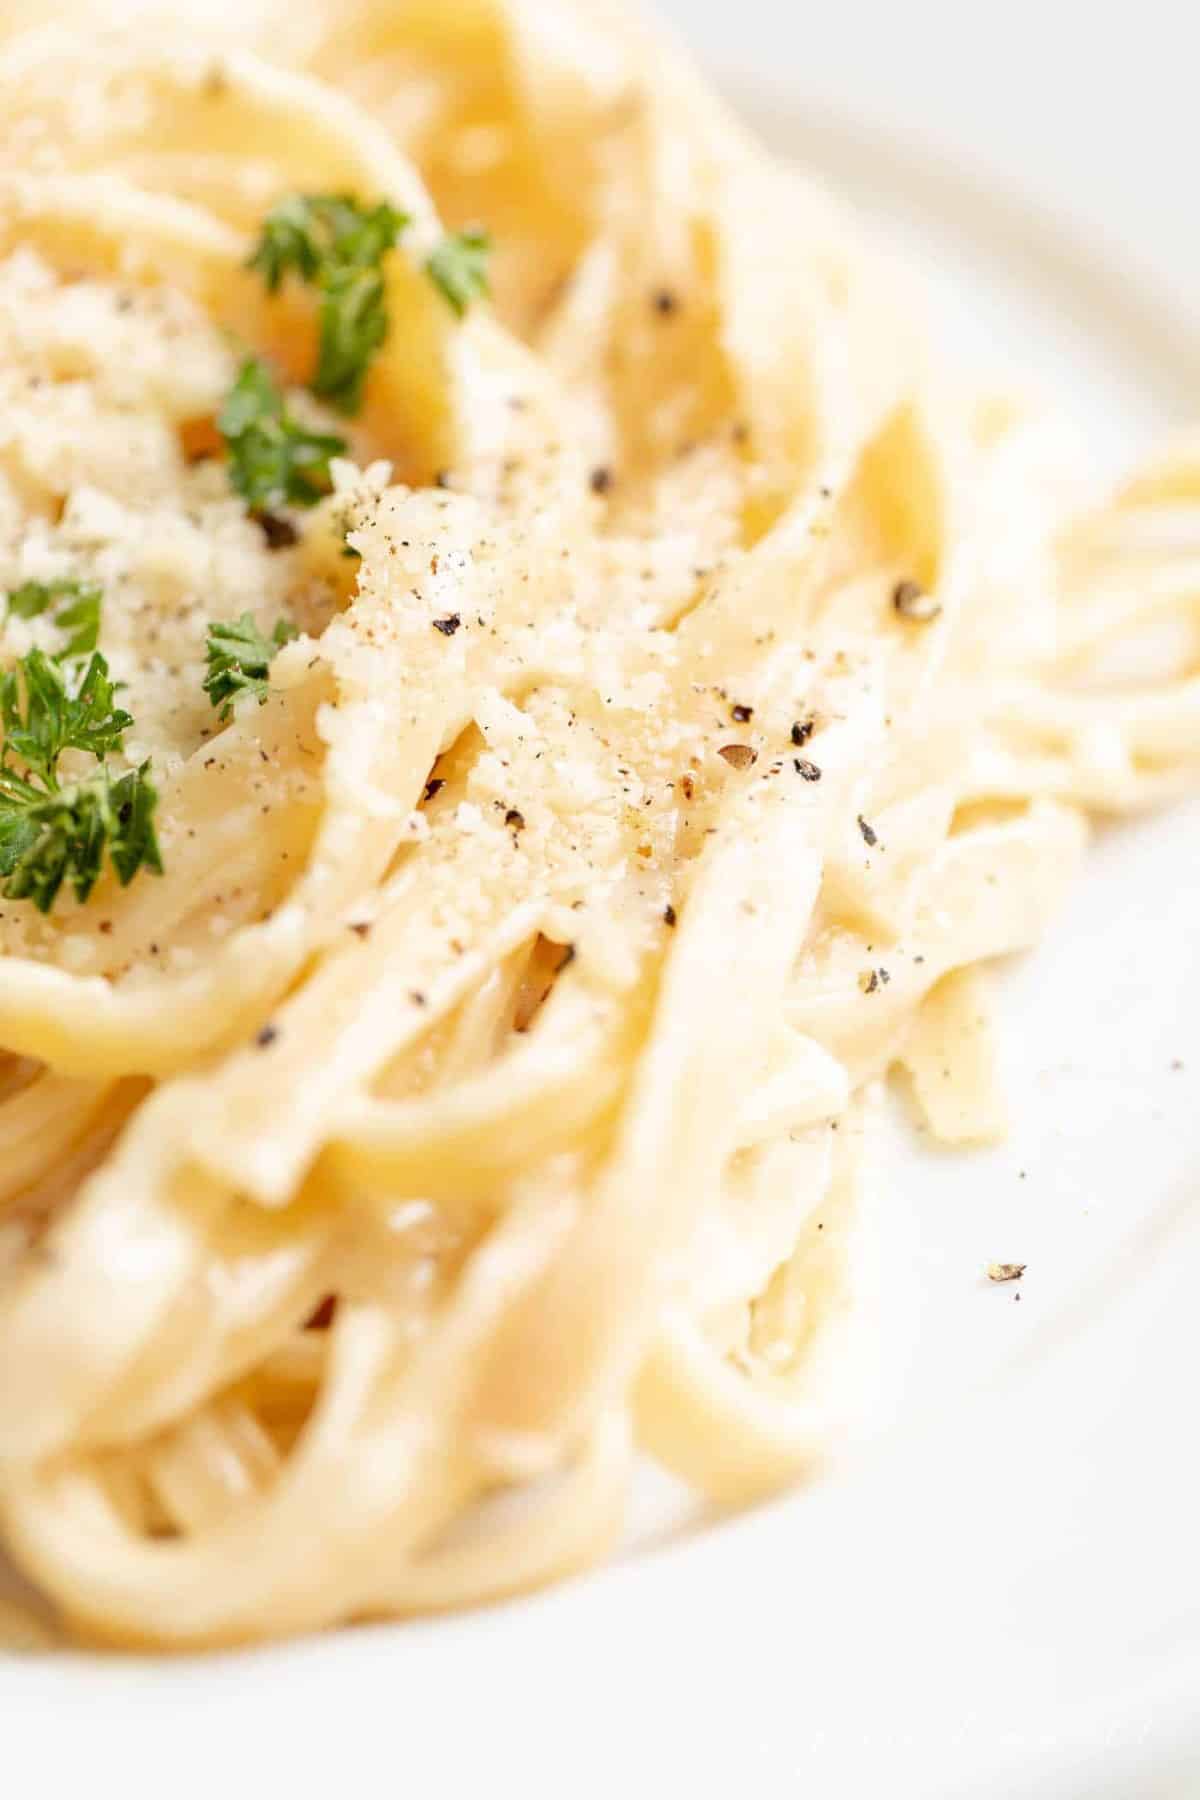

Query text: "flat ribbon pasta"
[0, 0, 1196, 1650]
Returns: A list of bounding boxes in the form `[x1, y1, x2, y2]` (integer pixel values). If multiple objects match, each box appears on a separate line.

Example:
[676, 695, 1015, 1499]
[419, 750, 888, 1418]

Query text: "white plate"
[5, 20, 1200, 1800]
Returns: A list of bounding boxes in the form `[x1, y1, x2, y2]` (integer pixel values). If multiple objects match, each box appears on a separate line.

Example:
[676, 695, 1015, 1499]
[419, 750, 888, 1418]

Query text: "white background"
[655, 0, 1200, 319]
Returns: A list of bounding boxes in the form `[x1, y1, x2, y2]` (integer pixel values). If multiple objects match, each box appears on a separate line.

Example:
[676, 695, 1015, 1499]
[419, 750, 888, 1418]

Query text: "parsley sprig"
[0, 649, 161, 913]
[7, 579, 103, 662]
[1, 649, 131, 774]
[245, 196, 492, 421]
[248, 195, 409, 416]
[426, 228, 491, 317]
[203, 612, 298, 721]
[218, 358, 346, 512]
[249, 195, 406, 294]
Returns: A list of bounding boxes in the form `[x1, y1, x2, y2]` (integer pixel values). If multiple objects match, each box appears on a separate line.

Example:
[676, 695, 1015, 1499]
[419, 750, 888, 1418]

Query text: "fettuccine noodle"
[0, 0, 1196, 1650]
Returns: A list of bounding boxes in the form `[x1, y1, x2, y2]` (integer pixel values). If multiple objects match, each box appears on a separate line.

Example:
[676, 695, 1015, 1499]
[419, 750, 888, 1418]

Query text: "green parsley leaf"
[249, 195, 406, 292]
[313, 262, 389, 414]
[426, 228, 491, 317]
[0, 649, 131, 787]
[53, 590, 103, 662]
[248, 194, 327, 291]
[203, 612, 298, 721]
[7, 581, 61, 620]
[0, 651, 160, 913]
[247, 195, 408, 417]
[106, 763, 163, 888]
[6, 579, 103, 661]
[218, 358, 346, 511]
[0, 762, 161, 914]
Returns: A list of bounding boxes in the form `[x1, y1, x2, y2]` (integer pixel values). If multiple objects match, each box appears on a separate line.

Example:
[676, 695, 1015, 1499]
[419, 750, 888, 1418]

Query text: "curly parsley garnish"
[203, 612, 298, 721]
[1, 648, 131, 774]
[0, 649, 161, 913]
[426, 228, 491, 317]
[249, 194, 406, 294]
[246, 196, 492, 419]
[218, 358, 346, 512]
[248, 194, 409, 415]
[7, 579, 103, 662]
